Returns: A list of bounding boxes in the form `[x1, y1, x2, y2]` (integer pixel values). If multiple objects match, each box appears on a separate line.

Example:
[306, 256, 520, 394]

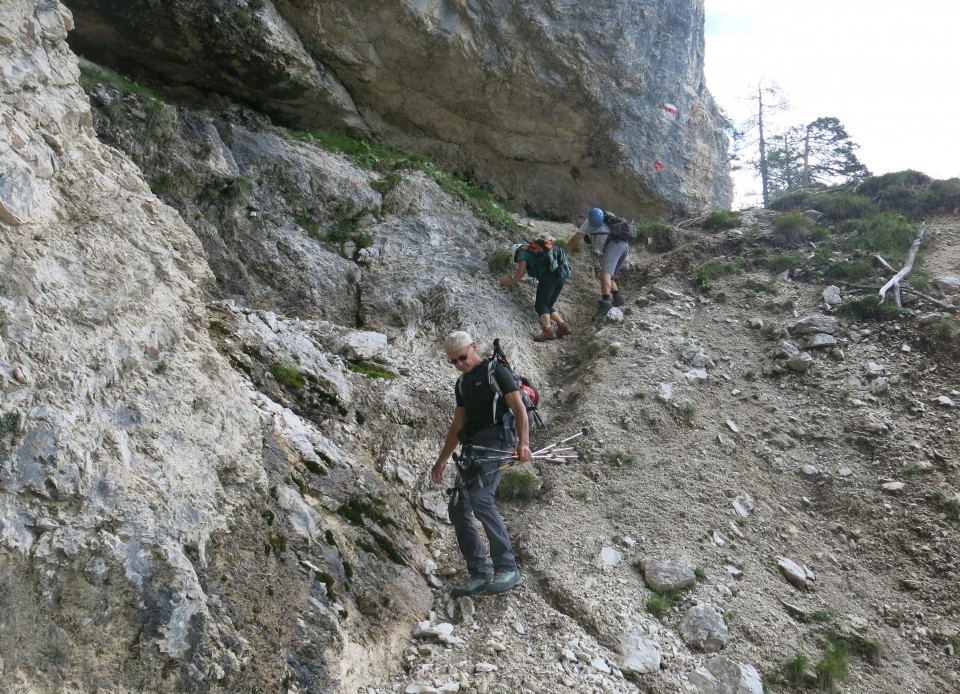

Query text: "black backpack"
[490, 339, 546, 431]
[604, 212, 636, 242]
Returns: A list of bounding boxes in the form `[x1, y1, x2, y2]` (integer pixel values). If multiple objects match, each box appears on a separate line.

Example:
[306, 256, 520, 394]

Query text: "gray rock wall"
[1, 3, 435, 691]
[64, 0, 732, 218]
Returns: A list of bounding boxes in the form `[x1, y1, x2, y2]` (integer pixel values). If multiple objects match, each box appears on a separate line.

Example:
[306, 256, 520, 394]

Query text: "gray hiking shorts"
[600, 239, 629, 278]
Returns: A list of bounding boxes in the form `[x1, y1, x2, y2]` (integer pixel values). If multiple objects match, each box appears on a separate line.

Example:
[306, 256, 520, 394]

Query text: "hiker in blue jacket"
[500, 241, 572, 342]
[432, 330, 530, 598]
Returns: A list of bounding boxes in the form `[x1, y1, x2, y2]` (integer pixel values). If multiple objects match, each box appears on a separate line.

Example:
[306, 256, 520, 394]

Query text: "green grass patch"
[841, 213, 919, 263]
[822, 258, 875, 284]
[744, 278, 778, 295]
[371, 171, 402, 195]
[637, 220, 676, 252]
[769, 189, 814, 212]
[702, 210, 741, 231]
[694, 566, 707, 582]
[835, 295, 911, 321]
[347, 362, 396, 380]
[271, 363, 306, 389]
[488, 248, 513, 274]
[816, 191, 879, 221]
[693, 259, 742, 292]
[766, 251, 806, 273]
[609, 451, 639, 466]
[815, 640, 850, 691]
[496, 468, 539, 502]
[289, 128, 521, 234]
[646, 590, 683, 618]
[79, 62, 164, 100]
[772, 213, 813, 245]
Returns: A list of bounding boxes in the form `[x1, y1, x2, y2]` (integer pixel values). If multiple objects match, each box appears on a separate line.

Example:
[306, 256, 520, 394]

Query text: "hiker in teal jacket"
[501, 241, 572, 342]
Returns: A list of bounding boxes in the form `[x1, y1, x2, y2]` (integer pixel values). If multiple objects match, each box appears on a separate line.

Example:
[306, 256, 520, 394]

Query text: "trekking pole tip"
[581, 427, 589, 436]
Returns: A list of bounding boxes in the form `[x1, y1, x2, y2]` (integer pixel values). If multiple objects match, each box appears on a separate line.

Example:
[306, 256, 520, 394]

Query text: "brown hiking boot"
[556, 322, 572, 337]
[533, 326, 556, 342]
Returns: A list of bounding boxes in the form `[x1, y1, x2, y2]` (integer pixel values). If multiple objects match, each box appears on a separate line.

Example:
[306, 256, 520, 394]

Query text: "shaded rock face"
[64, 0, 732, 218]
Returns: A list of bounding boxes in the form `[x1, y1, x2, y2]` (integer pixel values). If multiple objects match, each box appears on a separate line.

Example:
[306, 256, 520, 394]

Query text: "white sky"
[704, 0, 960, 208]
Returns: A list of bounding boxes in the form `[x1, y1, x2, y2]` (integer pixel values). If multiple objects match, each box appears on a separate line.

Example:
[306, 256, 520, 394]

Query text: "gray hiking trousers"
[449, 425, 517, 579]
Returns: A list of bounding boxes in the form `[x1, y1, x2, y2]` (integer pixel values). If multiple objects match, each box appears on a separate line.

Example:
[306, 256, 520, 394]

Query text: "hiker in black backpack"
[500, 239, 573, 342]
[431, 330, 530, 597]
[566, 207, 634, 316]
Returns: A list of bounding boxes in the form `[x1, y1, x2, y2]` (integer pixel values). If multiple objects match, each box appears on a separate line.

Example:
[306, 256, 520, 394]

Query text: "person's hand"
[500, 277, 513, 287]
[515, 444, 531, 463]
[431, 460, 447, 484]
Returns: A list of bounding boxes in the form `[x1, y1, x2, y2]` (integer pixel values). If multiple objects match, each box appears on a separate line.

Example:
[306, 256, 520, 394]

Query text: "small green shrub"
[496, 468, 539, 502]
[816, 191, 879, 221]
[271, 363, 306, 389]
[808, 608, 836, 624]
[632, 390, 648, 400]
[768, 189, 813, 211]
[488, 248, 513, 274]
[766, 251, 806, 273]
[927, 177, 960, 213]
[702, 210, 741, 231]
[694, 566, 707, 582]
[371, 172, 402, 195]
[584, 330, 604, 358]
[772, 213, 813, 245]
[784, 653, 811, 687]
[637, 221, 676, 252]
[934, 491, 960, 521]
[609, 451, 638, 466]
[744, 278, 778, 295]
[815, 642, 849, 691]
[0, 412, 21, 433]
[822, 259, 875, 284]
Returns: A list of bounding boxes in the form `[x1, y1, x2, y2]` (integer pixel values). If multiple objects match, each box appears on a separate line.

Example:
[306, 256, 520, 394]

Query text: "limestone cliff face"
[1, 3, 438, 691]
[64, 0, 732, 218]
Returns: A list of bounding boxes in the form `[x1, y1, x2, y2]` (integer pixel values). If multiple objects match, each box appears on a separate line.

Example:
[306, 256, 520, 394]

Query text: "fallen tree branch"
[879, 222, 925, 307]
[845, 282, 957, 312]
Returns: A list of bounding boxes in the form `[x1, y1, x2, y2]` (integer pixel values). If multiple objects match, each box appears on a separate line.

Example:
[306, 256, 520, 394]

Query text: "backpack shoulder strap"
[487, 360, 502, 423]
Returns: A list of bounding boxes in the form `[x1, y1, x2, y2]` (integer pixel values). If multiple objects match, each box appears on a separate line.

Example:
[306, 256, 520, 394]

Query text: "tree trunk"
[758, 85, 769, 207]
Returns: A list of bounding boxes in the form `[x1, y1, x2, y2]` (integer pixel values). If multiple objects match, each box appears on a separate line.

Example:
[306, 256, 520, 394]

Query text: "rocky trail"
[376, 215, 960, 694]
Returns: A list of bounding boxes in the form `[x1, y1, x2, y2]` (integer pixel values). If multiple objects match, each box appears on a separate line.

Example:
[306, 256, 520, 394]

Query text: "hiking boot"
[596, 299, 613, 316]
[611, 291, 625, 307]
[533, 326, 556, 342]
[486, 569, 523, 594]
[451, 575, 490, 598]
[556, 322, 572, 337]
